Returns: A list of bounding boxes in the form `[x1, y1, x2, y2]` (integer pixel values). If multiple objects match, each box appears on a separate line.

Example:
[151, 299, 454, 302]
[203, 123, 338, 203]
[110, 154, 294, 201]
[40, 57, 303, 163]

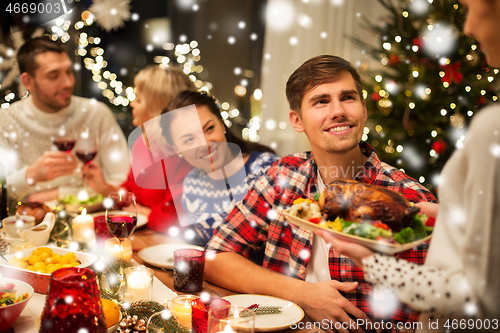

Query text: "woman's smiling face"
[170, 105, 230, 173]
[460, 0, 500, 67]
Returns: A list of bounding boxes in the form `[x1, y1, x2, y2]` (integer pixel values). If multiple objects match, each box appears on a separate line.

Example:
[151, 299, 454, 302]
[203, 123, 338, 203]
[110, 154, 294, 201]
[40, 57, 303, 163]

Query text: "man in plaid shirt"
[205, 55, 436, 332]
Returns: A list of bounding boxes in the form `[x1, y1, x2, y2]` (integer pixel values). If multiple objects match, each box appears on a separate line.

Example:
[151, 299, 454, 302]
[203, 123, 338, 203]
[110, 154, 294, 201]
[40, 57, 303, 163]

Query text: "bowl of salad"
[55, 186, 104, 213]
[0, 278, 34, 333]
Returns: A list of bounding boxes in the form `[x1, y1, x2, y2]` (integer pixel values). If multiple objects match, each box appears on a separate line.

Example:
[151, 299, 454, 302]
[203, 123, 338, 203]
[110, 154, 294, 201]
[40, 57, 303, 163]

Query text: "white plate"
[284, 210, 431, 255]
[0, 228, 23, 244]
[222, 294, 304, 332]
[90, 211, 148, 229]
[138, 244, 204, 269]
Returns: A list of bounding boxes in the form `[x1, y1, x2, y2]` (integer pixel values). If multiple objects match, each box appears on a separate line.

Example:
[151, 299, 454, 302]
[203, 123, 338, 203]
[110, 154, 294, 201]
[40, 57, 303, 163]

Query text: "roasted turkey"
[16, 202, 52, 225]
[318, 180, 419, 232]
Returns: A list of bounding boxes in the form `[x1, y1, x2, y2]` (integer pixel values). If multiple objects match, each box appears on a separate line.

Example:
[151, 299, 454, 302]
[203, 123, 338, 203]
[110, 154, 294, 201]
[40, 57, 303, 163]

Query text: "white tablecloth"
[2, 272, 177, 332]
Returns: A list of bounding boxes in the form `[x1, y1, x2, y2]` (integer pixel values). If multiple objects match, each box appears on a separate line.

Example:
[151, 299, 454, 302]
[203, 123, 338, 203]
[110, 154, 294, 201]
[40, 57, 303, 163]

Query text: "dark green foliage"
[350, 0, 499, 194]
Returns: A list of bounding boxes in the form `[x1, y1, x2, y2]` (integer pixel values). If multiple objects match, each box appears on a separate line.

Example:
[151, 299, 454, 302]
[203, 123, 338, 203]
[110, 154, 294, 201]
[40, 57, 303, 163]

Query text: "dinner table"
[4, 225, 322, 333]
[129, 227, 320, 333]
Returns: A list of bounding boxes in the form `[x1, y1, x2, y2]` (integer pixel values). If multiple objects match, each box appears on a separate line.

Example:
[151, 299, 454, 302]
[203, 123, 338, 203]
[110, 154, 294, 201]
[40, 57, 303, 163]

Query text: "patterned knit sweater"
[181, 151, 279, 245]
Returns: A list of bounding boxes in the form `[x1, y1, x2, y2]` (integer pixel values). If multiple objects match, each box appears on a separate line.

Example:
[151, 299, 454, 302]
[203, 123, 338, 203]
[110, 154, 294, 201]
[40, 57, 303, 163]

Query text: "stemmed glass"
[52, 123, 76, 153]
[105, 192, 137, 286]
[75, 127, 98, 188]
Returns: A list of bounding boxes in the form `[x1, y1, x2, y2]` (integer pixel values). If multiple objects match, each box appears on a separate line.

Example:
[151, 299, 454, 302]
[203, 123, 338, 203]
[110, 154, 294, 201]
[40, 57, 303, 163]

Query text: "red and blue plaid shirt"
[207, 142, 437, 330]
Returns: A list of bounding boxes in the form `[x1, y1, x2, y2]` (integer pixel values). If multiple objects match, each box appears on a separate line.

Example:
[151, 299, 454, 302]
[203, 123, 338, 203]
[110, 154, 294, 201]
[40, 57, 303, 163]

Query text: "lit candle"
[169, 295, 198, 329]
[124, 266, 153, 302]
[104, 238, 133, 261]
[72, 208, 96, 243]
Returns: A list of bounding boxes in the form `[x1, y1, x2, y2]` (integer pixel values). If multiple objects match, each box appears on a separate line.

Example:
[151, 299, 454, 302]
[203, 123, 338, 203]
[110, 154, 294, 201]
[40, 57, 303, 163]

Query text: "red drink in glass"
[173, 249, 205, 293]
[93, 215, 112, 247]
[76, 150, 97, 164]
[106, 214, 137, 240]
[53, 138, 76, 152]
[191, 297, 231, 333]
[39, 267, 106, 333]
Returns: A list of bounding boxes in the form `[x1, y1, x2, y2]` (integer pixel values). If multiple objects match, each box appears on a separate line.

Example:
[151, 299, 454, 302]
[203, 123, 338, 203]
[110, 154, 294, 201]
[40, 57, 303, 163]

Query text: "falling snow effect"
[401, 145, 424, 169]
[168, 226, 180, 237]
[176, 0, 196, 11]
[448, 206, 466, 227]
[490, 143, 500, 158]
[161, 309, 172, 320]
[297, 14, 313, 29]
[103, 197, 114, 209]
[409, 0, 430, 15]
[89, 0, 131, 32]
[184, 228, 196, 240]
[422, 22, 459, 58]
[176, 260, 189, 274]
[464, 302, 478, 317]
[266, 0, 295, 32]
[267, 209, 278, 220]
[265, 119, 277, 130]
[200, 291, 211, 303]
[370, 287, 399, 317]
[205, 250, 217, 261]
[299, 249, 310, 260]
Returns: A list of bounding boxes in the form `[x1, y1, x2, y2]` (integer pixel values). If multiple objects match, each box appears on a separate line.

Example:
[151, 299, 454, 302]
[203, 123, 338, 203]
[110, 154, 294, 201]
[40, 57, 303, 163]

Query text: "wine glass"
[52, 124, 76, 153]
[75, 127, 98, 188]
[105, 192, 137, 286]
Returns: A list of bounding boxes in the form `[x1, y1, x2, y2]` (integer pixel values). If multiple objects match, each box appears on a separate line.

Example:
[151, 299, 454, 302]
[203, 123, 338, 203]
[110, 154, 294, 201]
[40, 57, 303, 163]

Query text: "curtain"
[259, 0, 386, 156]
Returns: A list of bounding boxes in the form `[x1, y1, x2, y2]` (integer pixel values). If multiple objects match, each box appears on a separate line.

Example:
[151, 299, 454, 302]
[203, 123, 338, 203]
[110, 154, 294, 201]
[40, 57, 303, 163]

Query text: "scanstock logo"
[5, 0, 79, 32]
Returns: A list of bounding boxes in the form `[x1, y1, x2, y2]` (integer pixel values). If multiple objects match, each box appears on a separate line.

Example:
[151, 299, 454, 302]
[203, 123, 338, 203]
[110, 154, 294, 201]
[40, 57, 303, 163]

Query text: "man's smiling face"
[292, 70, 367, 155]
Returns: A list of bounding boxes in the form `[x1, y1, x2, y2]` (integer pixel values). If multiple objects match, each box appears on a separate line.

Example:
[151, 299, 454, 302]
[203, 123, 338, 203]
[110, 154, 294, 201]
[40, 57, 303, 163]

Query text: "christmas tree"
[353, 0, 499, 193]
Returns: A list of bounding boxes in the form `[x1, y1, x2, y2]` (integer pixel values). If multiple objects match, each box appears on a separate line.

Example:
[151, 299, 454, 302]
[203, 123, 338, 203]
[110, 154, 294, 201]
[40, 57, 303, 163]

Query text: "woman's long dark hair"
[162, 91, 275, 156]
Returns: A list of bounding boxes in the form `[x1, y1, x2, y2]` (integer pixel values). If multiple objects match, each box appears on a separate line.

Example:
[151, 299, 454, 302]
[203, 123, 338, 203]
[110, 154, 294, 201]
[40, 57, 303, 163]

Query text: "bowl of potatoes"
[0, 246, 97, 294]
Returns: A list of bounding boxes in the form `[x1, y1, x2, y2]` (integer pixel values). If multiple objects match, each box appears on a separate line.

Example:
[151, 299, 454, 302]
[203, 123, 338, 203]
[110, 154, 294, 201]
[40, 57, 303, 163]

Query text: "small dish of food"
[0, 246, 97, 293]
[0, 278, 34, 333]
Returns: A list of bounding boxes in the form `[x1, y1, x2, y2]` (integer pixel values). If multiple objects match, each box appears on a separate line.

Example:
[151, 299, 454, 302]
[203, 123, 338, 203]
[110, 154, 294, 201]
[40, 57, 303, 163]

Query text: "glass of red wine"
[75, 127, 98, 187]
[105, 191, 137, 287]
[52, 124, 76, 153]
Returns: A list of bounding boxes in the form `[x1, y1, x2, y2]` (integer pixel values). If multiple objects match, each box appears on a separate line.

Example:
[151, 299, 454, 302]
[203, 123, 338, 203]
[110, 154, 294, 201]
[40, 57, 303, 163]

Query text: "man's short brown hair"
[286, 55, 364, 114]
[17, 36, 68, 76]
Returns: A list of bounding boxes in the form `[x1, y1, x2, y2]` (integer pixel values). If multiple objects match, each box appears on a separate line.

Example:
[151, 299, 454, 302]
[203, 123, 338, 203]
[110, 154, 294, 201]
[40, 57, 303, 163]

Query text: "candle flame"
[223, 324, 235, 333]
[81, 208, 87, 216]
[184, 300, 190, 309]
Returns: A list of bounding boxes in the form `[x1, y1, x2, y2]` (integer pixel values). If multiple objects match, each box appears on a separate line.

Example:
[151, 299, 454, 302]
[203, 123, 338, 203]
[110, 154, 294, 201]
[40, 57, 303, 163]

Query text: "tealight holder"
[168, 295, 199, 329]
[39, 267, 106, 333]
[123, 265, 154, 303]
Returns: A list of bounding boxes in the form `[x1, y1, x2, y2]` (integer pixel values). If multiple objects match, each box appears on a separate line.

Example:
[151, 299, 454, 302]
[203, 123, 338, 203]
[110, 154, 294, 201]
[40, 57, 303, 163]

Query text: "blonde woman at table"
[162, 91, 280, 247]
[84, 66, 196, 233]
[317, 0, 500, 331]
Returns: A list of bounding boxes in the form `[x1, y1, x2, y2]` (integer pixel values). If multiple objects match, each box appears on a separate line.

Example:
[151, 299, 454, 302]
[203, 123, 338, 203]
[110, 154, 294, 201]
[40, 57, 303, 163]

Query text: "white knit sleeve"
[364, 253, 475, 319]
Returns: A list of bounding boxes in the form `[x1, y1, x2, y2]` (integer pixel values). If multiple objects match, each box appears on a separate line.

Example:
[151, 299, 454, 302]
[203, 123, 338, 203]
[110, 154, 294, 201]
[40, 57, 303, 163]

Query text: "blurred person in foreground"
[317, 0, 500, 331]
[84, 66, 196, 233]
[0, 36, 129, 202]
[204, 55, 436, 332]
[162, 91, 279, 247]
